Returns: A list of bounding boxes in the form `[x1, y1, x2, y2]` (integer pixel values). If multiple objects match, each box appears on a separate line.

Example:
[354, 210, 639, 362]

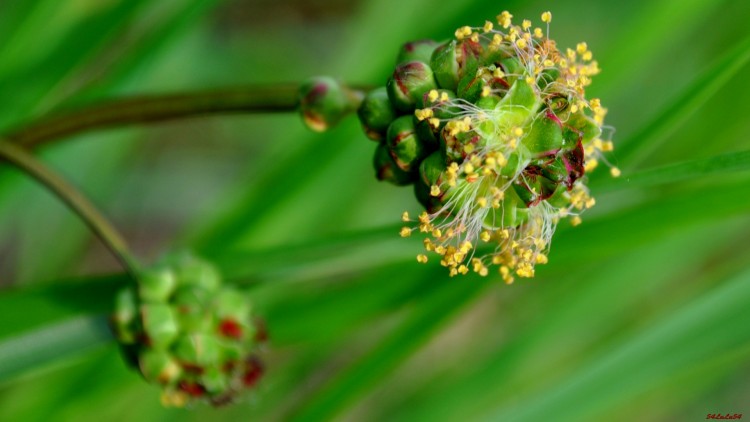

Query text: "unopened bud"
[138, 265, 176, 303]
[396, 39, 440, 65]
[172, 286, 212, 332]
[522, 113, 564, 154]
[173, 333, 221, 366]
[357, 87, 397, 141]
[566, 112, 602, 144]
[419, 151, 446, 187]
[373, 142, 414, 186]
[431, 40, 482, 91]
[387, 116, 431, 172]
[387, 61, 438, 112]
[498, 57, 524, 85]
[431, 41, 460, 90]
[140, 349, 182, 384]
[299, 77, 363, 132]
[170, 253, 221, 292]
[457, 72, 490, 103]
[113, 289, 138, 344]
[140, 303, 179, 349]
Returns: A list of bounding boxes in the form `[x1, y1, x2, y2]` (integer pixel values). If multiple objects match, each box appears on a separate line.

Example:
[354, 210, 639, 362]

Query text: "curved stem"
[0, 140, 139, 279]
[7, 84, 304, 149]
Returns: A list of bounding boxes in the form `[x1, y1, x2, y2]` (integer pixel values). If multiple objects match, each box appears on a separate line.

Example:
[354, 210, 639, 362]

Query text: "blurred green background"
[0, 0, 749, 420]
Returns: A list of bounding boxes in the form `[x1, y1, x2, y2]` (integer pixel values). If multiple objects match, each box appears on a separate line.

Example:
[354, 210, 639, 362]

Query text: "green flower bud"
[373, 142, 414, 186]
[170, 253, 221, 292]
[566, 112, 602, 144]
[396, 39, 439, 65]
[386, 61, 437, 112]
[214, 288, 251, 328]
[299, 76, 363, 132]
[419, 151, 446, 187]
[430, 40, 482, 90]
[414, 118, 438, 147]
[500, 152, 522, 178]
[440, 127, 480, 162]
[413, 180, 434, 213]
[201, 367, 228, 394]
[141, 303, 179, 349]
[538, 67, 561, 90]
[475, 94, 501, 111]
[220, 341, 245, 363]
[498, 57, 524, 84]
[113, 289, 138, 344]
[512, 181, 535, 207]
[418, 89, 460, 140]
[138, 265, 176, 303]
[172, 286, 213, 332]
[457, 72, 489, 104]
[357, 87, 397, 141]
[540, 156, 569, 184]
[512, 160, 566, 207]
[173, 334, 221, 366]
[413, 152, 447, 212]
[422, 89, 460, 118]
[522, 113, 564, 154]
[496, 79, 542, 129]
[485, 186, 529, 227]
[386, 115, 431, 172]
[139, 349, 182, 384]
[431, 41, 460, 90]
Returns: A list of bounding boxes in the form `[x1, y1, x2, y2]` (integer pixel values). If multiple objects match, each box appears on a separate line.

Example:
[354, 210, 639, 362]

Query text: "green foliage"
[1, 0, 750, 420]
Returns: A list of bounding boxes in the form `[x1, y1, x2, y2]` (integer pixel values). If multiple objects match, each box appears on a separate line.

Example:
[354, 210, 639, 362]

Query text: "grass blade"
[593, 149, 750, 192]
[612, 33, 750, 169]
[485, 265, 750, 421]
[0, 315, 112, 384]
[290, 272, 485, 421]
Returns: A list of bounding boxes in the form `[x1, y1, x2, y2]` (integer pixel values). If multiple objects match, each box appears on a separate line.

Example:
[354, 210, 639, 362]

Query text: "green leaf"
[0, 315, 112, 384]
[486, 265, 750, 421]
[290, 270, 486, 421]
[612, 32, 750, 169]
[593, 149, 750, 192]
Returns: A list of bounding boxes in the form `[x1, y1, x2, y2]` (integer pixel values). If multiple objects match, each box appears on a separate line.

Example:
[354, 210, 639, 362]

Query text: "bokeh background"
[1, 0, 749, 420]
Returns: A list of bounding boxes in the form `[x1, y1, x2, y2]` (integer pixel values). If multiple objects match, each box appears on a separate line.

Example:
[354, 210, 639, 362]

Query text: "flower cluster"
[358, 11, 617, 281]
[112, 252, 266, 407]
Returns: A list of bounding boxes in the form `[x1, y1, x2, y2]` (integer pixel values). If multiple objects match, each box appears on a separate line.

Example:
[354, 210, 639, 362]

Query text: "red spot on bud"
[254, 319, 269, 343]
[179, 381, 206, 397]
[243, 357, 264, 388]
[222, 361, 237, 372]
[181, 363, 204, 374]
[137, 333, 152, 348]
[219, 318, 243, 339]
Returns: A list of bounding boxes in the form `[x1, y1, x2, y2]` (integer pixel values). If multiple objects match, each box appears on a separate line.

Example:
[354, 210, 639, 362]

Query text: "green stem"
[0, 140, 139, 279]
[8, 83, 369, 149]
[8, 84, 302, 149]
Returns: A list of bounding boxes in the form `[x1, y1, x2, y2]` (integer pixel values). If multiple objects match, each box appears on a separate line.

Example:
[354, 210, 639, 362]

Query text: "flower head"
[112, 252, 266, 406]
[359, 11, 617, 281]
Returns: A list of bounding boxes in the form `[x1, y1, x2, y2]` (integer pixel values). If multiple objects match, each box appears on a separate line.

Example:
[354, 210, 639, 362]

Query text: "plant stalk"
[7, 83, 368, 149]
[0, 140, 139, 279]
